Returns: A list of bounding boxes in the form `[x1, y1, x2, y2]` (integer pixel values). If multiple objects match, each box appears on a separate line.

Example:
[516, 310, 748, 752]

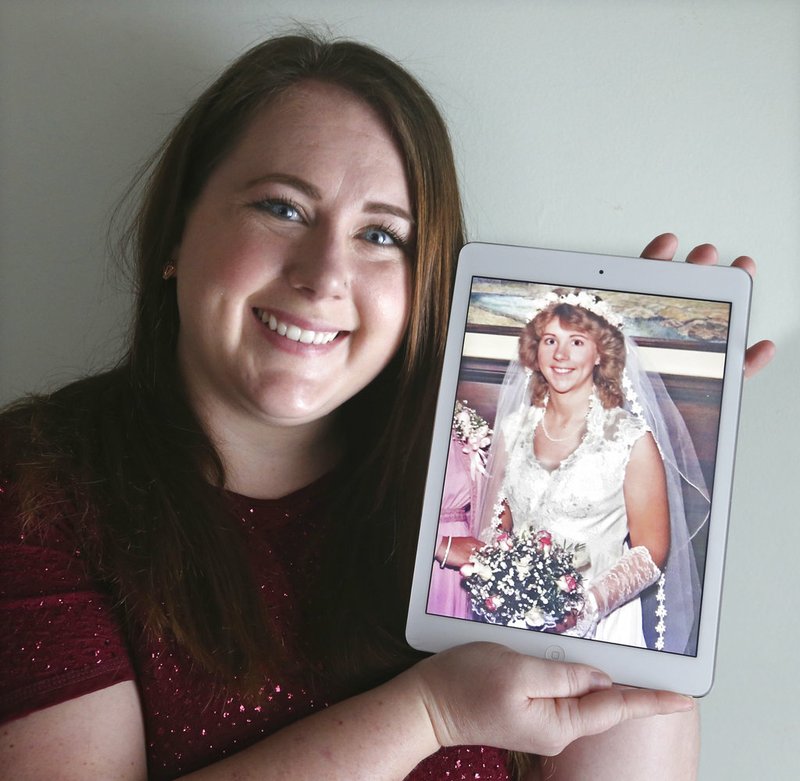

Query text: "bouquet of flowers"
[452, 400, 492, 478]
[460, 529, 585, 630]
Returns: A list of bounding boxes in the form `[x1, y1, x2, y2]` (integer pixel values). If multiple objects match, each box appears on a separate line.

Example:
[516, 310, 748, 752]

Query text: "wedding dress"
[497, 395, 650, 646]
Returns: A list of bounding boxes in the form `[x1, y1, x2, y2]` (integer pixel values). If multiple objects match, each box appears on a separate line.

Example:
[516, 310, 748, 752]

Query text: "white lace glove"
[572, 546, 661, 638]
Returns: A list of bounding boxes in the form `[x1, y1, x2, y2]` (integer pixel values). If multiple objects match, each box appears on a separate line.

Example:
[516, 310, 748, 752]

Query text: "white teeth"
[257, 309, 338, 345]
[286, 324, 302, 341]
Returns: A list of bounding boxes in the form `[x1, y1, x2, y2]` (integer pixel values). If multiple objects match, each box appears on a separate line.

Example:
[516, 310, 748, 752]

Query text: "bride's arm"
[623, 431, 670, 569]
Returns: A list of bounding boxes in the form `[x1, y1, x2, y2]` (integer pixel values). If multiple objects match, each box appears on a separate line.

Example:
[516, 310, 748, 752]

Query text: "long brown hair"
[1, 32, 464, 692]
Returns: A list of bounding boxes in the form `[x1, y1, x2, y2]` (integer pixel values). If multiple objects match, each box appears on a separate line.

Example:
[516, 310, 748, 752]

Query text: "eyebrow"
[245, 173, 321, 200]
[542, 331, 590, 339]
[244, 173, 415, 225]
[364, 201, 415, 225]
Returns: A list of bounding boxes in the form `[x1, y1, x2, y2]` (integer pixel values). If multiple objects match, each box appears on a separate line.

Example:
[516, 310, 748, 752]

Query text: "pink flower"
[557, 574, 578, 593]
[484, 596, 503, 612]
[534, 530, 552, 555]
[496, 532, 513, 552]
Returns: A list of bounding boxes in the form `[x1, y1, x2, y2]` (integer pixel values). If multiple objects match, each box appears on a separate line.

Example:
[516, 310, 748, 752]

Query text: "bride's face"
[536, 317, 599, 396]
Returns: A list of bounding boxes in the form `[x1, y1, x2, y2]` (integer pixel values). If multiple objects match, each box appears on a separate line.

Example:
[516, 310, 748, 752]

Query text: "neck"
[192, 400, 343, 500]
[546, 385, 593, 422]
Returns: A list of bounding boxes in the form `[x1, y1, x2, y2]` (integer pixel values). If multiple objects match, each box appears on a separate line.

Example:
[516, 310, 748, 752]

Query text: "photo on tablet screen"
[425, 276, 731, 658]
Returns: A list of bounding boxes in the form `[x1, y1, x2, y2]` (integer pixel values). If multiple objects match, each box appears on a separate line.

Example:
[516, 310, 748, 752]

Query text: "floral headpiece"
[525, 290, 624, 330]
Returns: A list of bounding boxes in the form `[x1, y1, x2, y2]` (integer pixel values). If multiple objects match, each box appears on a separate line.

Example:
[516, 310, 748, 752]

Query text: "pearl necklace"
[540, 395, 593, 443]
[540, 414, 585, 443]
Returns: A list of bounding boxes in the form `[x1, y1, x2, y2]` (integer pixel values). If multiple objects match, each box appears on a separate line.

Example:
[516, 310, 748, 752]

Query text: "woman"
[482, 290, 688, 648]
[428, 403, 490, 619]
[0, 32, 772, 780]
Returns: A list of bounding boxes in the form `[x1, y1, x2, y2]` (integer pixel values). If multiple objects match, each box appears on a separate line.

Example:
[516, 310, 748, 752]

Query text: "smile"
[550, 367, 575, 374]
[255, 309, 339, 345]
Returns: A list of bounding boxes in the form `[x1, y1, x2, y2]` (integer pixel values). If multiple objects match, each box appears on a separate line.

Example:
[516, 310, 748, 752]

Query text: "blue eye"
[363, 226, 400, 246]
[257, 199, 302, 221]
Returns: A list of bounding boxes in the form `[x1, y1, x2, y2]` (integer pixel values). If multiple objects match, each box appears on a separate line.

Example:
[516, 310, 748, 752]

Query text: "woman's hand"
[410, 642, 693, 757]
[435, 535, 484, 569]
[640, 233, 775, 378]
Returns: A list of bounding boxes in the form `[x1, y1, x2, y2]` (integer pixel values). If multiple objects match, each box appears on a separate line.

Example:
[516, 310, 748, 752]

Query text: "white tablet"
[406, 242, 752, 696]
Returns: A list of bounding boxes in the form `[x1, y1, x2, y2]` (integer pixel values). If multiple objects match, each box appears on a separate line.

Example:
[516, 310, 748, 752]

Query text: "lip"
[252, 308, 350, 352]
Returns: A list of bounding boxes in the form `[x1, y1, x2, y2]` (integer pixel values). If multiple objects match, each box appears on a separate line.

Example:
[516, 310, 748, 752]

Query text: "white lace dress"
[499, 398, 649, 646]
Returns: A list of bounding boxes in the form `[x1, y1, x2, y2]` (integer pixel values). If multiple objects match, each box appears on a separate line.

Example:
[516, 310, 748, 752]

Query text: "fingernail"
[676, 695, 695, 711]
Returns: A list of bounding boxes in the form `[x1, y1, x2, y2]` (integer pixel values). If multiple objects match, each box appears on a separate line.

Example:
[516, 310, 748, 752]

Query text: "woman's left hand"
[640, 233, 776, 378]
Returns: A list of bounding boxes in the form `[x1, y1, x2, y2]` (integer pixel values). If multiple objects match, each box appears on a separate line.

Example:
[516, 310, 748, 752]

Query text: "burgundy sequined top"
[0, 479, 510, 779]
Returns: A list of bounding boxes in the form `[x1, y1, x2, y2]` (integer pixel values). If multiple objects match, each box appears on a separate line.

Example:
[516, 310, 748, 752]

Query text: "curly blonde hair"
[519, 298, 626, 409]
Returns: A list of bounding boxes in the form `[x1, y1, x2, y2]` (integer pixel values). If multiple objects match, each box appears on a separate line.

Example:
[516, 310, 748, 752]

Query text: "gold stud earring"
[162, 262, 176, 281]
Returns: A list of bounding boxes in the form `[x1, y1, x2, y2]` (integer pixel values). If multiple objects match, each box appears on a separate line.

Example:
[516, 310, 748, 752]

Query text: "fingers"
[731, 254, 756, 277]
[744, 339, 776, 378]
[640, 233, 678, 260]
[640, 236, 741, 270]
[684, 243, 718, 265]
[541, 686, 694, 753]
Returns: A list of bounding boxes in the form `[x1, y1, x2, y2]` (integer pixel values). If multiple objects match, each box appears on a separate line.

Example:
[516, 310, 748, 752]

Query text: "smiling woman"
[173, 81, 412, 476]
[0, 30, 748, 781]
[481, 292, 673, 649]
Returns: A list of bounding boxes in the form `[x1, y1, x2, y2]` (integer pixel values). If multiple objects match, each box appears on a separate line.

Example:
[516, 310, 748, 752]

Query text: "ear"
[162, 247, 180, 280]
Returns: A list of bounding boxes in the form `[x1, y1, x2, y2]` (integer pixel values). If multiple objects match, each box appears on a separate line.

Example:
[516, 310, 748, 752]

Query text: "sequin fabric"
[0, 479, 510, 779]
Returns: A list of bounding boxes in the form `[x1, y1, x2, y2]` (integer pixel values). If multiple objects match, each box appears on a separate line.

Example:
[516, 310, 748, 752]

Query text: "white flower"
[524, 606, 546, 628]
[473, 562, 494, 581]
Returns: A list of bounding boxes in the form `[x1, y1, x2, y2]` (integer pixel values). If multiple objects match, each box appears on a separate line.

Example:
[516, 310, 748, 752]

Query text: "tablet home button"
[545, 645, 565, 662]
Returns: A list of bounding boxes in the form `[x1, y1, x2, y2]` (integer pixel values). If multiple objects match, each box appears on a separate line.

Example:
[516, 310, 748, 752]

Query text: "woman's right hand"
[409, 642, 693, 757]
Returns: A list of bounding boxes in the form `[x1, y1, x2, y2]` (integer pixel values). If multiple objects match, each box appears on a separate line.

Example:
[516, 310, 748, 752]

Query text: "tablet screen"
[424, 274, 732, 659]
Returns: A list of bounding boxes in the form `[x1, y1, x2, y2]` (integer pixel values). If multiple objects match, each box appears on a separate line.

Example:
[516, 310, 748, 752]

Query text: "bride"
[481, 289, 707, 652]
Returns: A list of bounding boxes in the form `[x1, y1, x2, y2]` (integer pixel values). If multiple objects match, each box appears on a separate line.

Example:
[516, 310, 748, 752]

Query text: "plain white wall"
[2, 1, 798, 777]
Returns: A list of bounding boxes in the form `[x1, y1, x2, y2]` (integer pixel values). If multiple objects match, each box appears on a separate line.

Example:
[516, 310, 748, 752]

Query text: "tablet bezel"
[406, 242, 752, 696]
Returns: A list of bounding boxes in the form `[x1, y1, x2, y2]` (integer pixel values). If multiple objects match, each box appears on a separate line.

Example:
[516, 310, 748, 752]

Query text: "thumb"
[545, 685, 695, 746]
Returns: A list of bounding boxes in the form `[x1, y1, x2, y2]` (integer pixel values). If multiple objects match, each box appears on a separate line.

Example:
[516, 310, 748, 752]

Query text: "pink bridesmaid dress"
[426, 435, 483, 619]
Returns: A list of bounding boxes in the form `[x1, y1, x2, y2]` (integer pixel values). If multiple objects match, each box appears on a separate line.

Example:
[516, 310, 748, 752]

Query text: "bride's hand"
[410, 642, 693, 756]
[640, 233, 775, 378]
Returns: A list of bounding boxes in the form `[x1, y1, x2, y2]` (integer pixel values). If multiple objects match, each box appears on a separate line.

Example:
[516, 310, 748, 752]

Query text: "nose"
[285, 222, 351, 299]
[553, 340, 569, 360]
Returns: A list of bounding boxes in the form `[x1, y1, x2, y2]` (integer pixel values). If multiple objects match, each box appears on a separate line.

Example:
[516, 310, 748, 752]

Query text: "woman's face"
[173, 80, 413, 429]
[536, 316, 599, 397]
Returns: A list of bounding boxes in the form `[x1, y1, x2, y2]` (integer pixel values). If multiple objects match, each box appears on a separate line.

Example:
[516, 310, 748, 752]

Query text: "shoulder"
[0, 475, 134, 728]
[601, 406, 649, 444]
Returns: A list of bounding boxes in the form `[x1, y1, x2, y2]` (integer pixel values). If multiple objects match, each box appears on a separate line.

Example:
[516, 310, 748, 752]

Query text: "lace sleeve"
[574, 546, 661, 638]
